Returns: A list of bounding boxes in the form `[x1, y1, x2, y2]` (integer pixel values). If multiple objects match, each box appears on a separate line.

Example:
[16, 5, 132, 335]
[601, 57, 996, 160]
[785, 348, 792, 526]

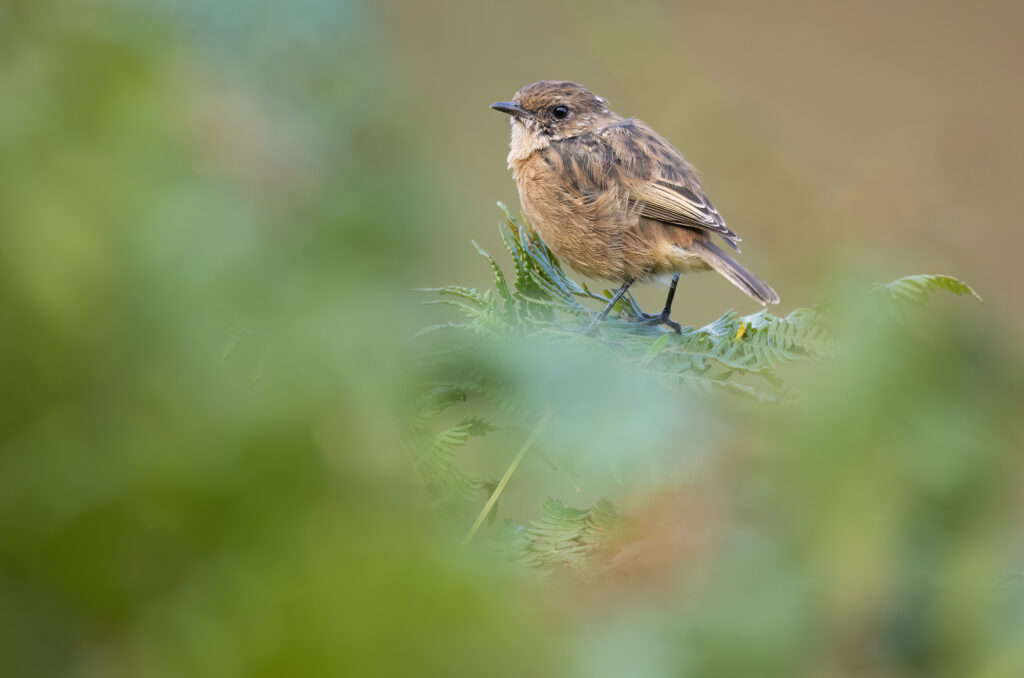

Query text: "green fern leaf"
[407, 206, 982, 575]
[876, 274, 982, 304]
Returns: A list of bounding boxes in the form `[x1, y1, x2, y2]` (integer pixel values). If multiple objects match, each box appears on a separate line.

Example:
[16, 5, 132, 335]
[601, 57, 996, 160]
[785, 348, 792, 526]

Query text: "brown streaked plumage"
[491, 80, 779, 332]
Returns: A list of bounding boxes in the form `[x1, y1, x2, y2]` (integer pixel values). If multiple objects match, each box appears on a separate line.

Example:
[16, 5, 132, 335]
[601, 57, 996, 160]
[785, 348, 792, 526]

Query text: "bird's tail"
[692, 239, 780, 305]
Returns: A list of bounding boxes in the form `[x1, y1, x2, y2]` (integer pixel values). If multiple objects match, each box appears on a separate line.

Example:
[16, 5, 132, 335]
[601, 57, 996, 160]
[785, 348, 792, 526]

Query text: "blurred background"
[1, 0, 1022, 676]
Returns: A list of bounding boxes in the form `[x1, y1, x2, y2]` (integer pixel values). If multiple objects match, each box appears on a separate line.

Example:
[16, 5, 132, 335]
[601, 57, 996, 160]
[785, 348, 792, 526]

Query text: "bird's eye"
[552, 105, 569, 119]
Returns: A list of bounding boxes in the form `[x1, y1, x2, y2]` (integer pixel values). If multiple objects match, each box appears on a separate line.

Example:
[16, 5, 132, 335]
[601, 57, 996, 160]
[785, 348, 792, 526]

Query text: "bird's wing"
[601, 120, 742, 251]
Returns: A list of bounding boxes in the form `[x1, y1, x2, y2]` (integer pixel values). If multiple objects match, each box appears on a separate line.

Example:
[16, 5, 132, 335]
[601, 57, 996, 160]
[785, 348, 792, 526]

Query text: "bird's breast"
[510, 148, 644, 280]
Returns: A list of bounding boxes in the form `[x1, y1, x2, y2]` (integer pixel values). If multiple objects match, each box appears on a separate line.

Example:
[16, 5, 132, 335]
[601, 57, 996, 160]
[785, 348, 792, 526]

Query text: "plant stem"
[462, 412, 549, 546]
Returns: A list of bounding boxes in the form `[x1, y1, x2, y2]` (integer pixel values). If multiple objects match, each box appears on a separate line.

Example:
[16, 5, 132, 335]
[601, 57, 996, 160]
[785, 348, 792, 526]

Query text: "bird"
[490, 80, 779, 333]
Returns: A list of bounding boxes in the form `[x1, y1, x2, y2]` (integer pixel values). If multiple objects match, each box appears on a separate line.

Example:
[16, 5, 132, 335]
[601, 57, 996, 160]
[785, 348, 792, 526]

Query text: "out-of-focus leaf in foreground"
[408, 207, 1023, 677]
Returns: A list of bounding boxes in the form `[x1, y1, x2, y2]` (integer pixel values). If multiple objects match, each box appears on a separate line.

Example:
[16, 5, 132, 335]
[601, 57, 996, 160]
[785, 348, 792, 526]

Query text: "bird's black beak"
[490, 101, 530, 119]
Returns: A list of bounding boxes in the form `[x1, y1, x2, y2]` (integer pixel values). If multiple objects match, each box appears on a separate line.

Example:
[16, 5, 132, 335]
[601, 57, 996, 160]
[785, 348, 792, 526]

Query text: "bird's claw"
[632, 311, 682, 334]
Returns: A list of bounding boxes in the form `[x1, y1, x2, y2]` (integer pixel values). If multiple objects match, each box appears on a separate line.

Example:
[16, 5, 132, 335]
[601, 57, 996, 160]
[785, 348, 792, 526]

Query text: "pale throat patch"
[506, 117, 550, 167]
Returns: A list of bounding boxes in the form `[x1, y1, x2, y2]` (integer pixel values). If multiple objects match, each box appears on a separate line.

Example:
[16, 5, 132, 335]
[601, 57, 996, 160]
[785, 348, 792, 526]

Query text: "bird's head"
[490, 80, 620, 142]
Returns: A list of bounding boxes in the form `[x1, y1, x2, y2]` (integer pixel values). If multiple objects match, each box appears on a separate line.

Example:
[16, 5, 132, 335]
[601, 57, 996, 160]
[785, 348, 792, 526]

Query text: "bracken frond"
[408, 205, 980, 576]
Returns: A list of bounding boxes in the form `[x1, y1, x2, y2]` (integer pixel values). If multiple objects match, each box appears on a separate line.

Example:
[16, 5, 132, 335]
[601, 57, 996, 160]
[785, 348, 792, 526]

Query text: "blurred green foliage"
[1, 1, 1023, 677]
[410, 214, 1023, 676]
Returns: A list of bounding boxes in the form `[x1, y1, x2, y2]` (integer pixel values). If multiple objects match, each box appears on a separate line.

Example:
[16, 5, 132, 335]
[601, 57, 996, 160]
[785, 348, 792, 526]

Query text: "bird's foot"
[633, 310, 682, 334]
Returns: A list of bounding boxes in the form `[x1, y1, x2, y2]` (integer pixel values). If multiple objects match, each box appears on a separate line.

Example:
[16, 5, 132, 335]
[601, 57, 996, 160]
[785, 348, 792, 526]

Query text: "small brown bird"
[491, 80, 779, 332]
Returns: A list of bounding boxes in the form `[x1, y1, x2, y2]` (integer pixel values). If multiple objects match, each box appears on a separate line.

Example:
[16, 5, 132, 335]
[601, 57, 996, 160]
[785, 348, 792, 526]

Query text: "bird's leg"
[637, 273, 682, 333]
[583, 278, 635, 334]
[660, 272, 681, 319]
